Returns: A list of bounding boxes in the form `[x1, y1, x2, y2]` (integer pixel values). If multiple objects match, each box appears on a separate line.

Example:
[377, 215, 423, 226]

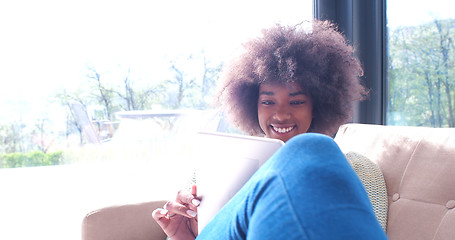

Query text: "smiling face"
[257, 82, 313, 142]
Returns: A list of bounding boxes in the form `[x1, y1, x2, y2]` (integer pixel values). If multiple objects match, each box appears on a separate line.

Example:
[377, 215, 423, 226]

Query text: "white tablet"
[195, 131, 284, 233]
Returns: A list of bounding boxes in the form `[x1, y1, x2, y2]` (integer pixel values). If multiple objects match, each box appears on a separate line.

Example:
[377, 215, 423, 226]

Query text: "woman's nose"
[273, 108, 291, 121]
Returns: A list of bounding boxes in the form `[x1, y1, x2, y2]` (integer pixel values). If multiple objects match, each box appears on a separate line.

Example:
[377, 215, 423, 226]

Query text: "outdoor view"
[0, 1, 312, 239]
[0, 0, 312, 169]
[2, 0, 454, 170]
[387, 0, 455, 127]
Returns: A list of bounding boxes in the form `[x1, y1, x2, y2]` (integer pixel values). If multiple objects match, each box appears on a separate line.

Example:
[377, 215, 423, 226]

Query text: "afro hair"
[216, 20, 367, 137]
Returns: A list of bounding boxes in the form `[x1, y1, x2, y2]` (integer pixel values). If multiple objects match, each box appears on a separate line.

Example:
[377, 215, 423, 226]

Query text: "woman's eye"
[261, 100, 274, 105]
[290, 100, 306, 105]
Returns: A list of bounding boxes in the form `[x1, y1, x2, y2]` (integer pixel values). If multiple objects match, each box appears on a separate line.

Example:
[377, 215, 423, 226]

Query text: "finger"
[176, 189, 201, 208]
[188, 187, 199, 236]
[165, 200, 197, 218]
[191, 184, 197, 196]
[152, 208, 170, 229]
[189, 185, 201, 212]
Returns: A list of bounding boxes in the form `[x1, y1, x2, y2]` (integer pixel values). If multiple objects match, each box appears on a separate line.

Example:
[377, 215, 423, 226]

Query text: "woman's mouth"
[271, 125, 295, 134]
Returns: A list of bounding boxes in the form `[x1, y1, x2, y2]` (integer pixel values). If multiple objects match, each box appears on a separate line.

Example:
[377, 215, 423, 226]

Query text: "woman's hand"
[152, 185, 200, 240]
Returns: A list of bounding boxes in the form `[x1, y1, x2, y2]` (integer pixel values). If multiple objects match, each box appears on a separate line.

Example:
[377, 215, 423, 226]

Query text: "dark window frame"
[314, 0, 387, 125]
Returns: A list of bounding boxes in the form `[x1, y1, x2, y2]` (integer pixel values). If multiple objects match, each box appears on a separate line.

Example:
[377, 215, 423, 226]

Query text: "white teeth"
[272, 126, 294, 133]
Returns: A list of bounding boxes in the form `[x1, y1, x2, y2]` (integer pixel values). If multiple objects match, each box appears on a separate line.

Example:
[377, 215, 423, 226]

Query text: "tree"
[165, 52, 222, 109]
[111, 68, 166, 111]
[200, 54, 223, 108]
[168, 62, 196, 109]
[388, 18, 455, 127]
[0, 123, 25, 153]
[434, 19, 454, 127]
[87, 66, 117, 120]
[31, 116, 54, 153]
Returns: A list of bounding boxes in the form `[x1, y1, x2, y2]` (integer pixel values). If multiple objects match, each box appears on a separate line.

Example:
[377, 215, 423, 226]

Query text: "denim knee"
[266, 133, 347, 173]
[286, 133, 341, 156]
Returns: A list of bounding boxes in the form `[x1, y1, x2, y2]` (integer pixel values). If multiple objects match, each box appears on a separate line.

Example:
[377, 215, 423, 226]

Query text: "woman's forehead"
[259, 82, 304, 92]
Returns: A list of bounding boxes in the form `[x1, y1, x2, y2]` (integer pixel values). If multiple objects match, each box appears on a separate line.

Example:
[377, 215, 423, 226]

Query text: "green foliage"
[388, 18, 455, 127]
[0, 151, 63, 168]
[0, 123, 25, 153]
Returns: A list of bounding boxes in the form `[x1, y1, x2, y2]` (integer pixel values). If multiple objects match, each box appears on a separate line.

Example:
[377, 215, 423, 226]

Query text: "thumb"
[152, 208, 170, 230]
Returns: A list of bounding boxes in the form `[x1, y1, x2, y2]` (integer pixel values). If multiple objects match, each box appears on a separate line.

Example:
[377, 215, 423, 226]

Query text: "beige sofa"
[81, 124, 455, 240]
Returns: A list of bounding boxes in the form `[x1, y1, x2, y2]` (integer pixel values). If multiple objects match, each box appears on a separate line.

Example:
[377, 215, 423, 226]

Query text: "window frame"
[314, 0, 387, 125]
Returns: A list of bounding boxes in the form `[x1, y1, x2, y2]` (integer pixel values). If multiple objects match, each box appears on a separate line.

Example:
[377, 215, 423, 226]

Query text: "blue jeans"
[197, 133, 388, 240]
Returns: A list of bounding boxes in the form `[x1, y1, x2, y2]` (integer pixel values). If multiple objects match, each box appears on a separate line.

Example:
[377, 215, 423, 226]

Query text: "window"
[0, 0, 312, 168]
[0, 1, 312, 239]
[386, 0, 455, 127]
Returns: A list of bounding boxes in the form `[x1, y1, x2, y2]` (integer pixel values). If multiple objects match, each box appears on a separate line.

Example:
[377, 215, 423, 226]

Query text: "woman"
[152, 20, 388, 240]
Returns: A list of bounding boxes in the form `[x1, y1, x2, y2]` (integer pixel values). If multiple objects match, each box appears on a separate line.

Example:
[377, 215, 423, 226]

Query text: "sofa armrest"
[82, 200, 167, 240]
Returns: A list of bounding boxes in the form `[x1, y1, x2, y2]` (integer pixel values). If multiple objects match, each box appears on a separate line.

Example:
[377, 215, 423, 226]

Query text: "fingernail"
[187, 209, 197, 217]
[160, 209, 168, 215]
[192, 198, 201, 207]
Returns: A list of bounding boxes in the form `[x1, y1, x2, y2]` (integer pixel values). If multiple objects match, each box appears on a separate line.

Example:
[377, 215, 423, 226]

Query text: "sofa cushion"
[335, 124, 455, 240]
[346, 151, 388, 231]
